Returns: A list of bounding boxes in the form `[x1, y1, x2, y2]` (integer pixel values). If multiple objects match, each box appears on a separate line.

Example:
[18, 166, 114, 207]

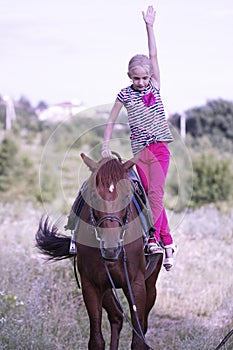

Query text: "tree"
[169, 98, 233, 152]
[0, 136, 18, 191]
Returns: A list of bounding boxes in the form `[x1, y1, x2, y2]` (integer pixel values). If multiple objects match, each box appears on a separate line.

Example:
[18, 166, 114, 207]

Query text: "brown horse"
[36, 153, 163, 350]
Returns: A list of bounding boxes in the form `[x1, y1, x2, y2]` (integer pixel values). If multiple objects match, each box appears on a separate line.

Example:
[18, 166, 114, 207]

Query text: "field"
[0, 201, 232, 350]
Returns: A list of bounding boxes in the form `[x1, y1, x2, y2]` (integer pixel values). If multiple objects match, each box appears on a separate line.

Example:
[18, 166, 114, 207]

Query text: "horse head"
[81, 153, 139, 261]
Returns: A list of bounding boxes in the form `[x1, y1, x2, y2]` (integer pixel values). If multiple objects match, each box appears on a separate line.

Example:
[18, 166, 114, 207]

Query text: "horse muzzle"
[100, 246, 122, 261]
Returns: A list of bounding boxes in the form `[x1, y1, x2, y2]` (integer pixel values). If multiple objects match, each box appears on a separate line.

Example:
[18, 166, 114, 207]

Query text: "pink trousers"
[136, 142, 173, 246]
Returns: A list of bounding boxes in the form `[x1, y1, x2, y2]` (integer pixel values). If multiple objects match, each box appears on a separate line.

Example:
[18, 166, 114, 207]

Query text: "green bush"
[0, 136, 18, 191]
[165, 130, 193, 213]
[191, 151, 233, 207]
[0, 135, 39, 201]
[35, 159, 59, 203]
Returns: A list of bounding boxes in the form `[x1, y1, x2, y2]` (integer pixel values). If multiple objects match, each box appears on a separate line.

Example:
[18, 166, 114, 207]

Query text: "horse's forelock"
[96, 159, 127, 188]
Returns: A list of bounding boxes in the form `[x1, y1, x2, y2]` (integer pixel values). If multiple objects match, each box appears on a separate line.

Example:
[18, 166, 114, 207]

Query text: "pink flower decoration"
[142, 92, 156, 107]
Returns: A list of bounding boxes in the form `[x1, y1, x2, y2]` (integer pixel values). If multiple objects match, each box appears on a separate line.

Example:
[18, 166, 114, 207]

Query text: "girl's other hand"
[101, 141, 113, 158]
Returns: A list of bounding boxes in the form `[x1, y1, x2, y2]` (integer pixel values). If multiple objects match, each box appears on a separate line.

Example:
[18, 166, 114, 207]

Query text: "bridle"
[89, 194, 130, 253]
[89, 185, 131, 252]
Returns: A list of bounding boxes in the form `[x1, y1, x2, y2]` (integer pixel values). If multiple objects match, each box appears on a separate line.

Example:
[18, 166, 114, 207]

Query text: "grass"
[0, 202, 233, 350]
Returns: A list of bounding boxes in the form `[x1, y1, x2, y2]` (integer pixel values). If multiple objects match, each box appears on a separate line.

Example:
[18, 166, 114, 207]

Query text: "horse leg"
[81, 279, 105, 350]
[102, 289, 123, 350]
[124, 275, 148, 350]
[144, 254, 163, 334]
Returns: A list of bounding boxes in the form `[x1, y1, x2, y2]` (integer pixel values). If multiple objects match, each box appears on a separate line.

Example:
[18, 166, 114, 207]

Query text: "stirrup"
[69, 231, 77, 254]
[147, 239, 163, 255]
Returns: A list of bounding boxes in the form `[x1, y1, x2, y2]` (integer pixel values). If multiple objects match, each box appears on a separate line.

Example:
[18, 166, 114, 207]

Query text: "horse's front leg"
[124, 275, 148, 350]
[102, 289, 124, 350]
[81, 279, 105, 350]
[144, 254, 163, 333]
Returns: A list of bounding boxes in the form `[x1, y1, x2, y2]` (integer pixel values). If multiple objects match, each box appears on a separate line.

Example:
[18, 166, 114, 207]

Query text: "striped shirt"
[117, 80, 174, 154]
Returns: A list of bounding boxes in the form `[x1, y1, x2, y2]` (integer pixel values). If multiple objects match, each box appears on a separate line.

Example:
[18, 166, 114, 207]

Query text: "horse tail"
[35, 216, 73, 261]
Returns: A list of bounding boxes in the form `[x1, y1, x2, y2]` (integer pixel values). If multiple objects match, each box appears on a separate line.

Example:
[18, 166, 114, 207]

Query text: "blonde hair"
[128, 54, 153, 76]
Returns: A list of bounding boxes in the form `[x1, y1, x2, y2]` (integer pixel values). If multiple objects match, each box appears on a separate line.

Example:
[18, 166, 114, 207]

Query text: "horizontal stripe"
[117, 80, 174, 154]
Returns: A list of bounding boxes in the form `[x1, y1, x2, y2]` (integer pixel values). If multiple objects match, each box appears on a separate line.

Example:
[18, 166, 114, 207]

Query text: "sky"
[1, 0, 233, 114]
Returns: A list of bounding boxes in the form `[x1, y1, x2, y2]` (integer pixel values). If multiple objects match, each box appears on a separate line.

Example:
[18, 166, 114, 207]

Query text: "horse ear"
[122, 153, 140, 172]
[80, 153, 98, 171]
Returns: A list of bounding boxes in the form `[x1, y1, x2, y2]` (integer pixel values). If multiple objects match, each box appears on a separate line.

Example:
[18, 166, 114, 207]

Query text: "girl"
[102, 5, 177, 271]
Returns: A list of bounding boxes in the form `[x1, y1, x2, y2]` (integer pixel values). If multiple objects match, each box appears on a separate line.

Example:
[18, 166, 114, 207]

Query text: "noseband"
[89, 195, 130, 254]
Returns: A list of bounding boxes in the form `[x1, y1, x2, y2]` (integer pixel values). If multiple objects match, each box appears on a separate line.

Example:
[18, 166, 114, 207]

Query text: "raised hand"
[142, 5, 156, 26]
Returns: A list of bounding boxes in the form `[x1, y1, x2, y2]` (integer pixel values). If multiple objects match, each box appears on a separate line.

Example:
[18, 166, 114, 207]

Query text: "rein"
[103, 248, 153, 350]
[214, 329, 233, 350]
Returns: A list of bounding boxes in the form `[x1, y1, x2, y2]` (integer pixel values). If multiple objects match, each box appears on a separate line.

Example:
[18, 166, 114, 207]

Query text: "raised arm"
[142, 6, 160, 89]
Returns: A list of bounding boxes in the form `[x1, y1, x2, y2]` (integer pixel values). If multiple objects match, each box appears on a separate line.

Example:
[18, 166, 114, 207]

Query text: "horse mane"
[95, 158, 127, 188]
